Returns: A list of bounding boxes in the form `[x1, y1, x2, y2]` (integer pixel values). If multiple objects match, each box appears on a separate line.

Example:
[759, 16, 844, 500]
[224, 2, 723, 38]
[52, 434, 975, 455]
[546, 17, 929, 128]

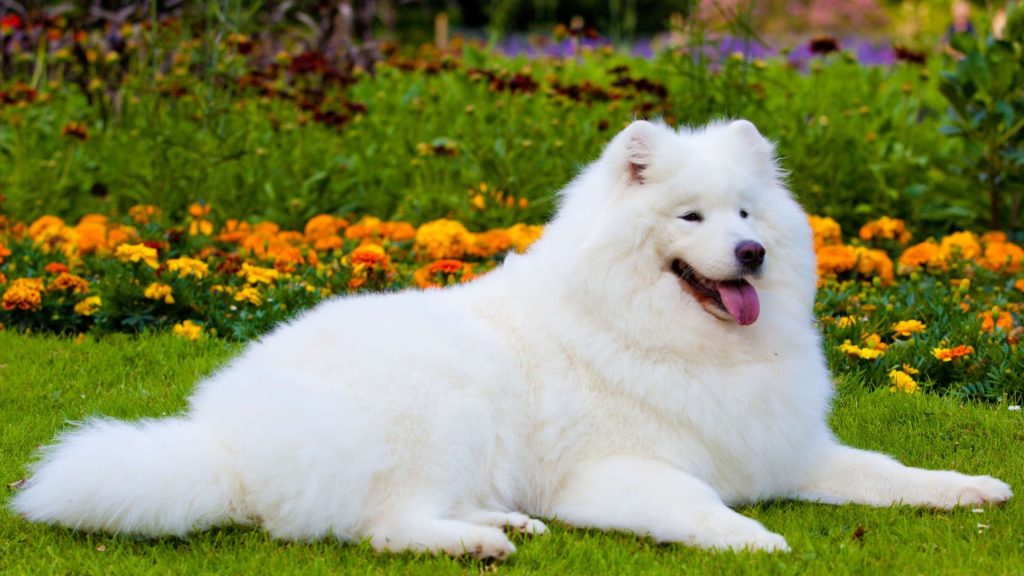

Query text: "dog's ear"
[729, 120, 778, 177]
[611, 119, 661, 185]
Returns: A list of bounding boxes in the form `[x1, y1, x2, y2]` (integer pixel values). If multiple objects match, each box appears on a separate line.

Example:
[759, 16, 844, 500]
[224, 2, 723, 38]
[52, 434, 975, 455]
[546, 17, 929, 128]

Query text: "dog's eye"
[680, 212, 704, 223]
[740, 210, 749, 219]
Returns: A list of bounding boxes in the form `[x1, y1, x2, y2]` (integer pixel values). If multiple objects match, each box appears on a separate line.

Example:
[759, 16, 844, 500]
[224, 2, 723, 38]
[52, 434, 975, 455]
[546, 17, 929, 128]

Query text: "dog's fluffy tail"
[11, 417, 237, 536]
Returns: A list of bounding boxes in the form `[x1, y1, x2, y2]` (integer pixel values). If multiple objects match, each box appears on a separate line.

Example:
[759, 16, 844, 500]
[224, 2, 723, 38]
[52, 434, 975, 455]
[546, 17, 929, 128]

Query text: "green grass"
[1, 331, 1022, 575]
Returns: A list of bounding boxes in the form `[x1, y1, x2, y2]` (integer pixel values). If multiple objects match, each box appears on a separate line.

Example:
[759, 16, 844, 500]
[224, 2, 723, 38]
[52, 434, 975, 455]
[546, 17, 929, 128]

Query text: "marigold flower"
[471, 194, 486, 210]
[144, 282, 175, 304]
[2, 278, 44, 311]
[413, 259, 476, 288]
[218, 219, 252, 243]
[859, 217, 911, 245]
[1016, 279, 1024, 293]
[981, 242, 1023, 273]
[74, 295, 102, 316]
[304, 214, 348, 243]
[466, 229, 512, 258]
[234, 285, 263, 306]
[237, 262, 279, 285]
[188, 203, 213, 236]
[51, 273, 90, 294]
[0, 242, 10, 264]
[838, 339, 884, 360]
[349, 244, 391, 272]
[415, 219, 473, 260]
[172, 319, 203, 341]
[166, 257, 209, 279]
[853, 246, 894, 285]
[932, 345, 974, 362]
[889, 369, 919, 394]
[507, 223, 543, 253]
[939, 231, 982, 262]
[44, 262, 70, 274]
[861, 333, 887, 351]
[105, 225, 138, 250]
[834, 315, 859, 328]
[816, 244, 857, 278]
[128, 204, 162, 225]
[898, 240, 945, 272]
[313, 235, 344, 251]
[60, 121, 89, 141]
[891, 319, 926, 338]
[115, 243, 159, 268]
[979, 308, 1013, 333]
[74, 218, 108, 254]
[28, 215, 66, 240]
[808, 215, 842, 249]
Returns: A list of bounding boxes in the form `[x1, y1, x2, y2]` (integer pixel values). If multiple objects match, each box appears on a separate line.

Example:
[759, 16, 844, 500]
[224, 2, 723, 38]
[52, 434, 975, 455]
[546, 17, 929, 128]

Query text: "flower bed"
[0, 208, 1021, 398]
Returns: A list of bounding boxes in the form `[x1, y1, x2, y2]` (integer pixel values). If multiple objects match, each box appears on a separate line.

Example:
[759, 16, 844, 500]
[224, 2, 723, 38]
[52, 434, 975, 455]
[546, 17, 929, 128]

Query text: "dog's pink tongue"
[716, 280, 760, 325]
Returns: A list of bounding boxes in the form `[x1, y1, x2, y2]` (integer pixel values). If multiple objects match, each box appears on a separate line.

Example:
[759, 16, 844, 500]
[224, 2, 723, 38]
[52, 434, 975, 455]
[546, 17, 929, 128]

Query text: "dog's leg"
[368, 516, 516, 560]
[795, 444, 1012, 508]
[550, 457, 789, 552]
[458, 510, 548, 536]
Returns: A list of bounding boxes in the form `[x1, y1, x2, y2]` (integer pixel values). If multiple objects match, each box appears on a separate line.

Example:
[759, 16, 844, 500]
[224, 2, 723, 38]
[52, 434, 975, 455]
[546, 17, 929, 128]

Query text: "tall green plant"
[938, 15, 1024, 233]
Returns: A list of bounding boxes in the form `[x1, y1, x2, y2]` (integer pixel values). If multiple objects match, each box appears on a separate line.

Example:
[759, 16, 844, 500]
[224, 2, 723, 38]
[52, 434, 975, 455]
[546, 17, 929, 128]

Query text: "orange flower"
[979, 308, 1013, 333]
[898, 240, 945, 272]
[853, 246, 894, 285]
[859, 216, 911, 245]
[129, 204, 162, 225]
[218, 219, 252, 243]
[932, 345, 974, 362]
[0, 242, 10, 264]
[939, 231, 982, 262]
[815, 244, 857, 279]
[60, 121, 89, 141]
[507, 223, 543, 253]
[44, 262, 70, 274]
[981, 242, 1023, 273]
[467, 229, 512, 258]
[28, 215, 66, 240]
[188, 203, 213, 236]
[415, 219, 473, 260]
[1016, 279, 1024, 293]
[50, 272, 90, 294]
[304, 214, 348, 244]
[75, 218, 108, 254]
[349, 244, 391, 272]
[413, 259, 476, 288]
[808, 215, 842, 249]
[2, 278, 44, 311]
[891, 319, 926, 337]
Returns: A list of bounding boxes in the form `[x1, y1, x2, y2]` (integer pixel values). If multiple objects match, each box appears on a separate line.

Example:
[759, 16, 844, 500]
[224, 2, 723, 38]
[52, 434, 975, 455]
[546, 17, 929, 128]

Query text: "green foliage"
[939, 19, 1024, 232]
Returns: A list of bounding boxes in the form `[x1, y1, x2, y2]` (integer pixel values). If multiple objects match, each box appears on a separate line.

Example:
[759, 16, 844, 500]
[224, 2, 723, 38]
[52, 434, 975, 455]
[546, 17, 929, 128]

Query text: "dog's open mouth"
[671, 259, 760, 326]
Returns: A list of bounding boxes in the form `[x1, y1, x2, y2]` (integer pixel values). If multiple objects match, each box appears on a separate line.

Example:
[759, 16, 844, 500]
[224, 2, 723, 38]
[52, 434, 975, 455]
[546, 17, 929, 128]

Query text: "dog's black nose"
[735, 240, 765, 271]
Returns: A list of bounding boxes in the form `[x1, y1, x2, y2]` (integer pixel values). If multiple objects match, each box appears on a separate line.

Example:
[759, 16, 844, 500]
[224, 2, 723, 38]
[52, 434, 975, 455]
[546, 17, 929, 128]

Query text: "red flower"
[1, 14, 22, 32]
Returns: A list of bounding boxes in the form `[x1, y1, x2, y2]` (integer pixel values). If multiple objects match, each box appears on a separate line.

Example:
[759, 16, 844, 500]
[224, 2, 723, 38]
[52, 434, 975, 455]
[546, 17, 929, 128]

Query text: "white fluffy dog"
[12, 120, 1012, 558]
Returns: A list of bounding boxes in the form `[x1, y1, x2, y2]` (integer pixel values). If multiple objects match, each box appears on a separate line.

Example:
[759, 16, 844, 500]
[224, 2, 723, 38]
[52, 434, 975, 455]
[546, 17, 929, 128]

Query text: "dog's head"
[547, 119, 816, 337]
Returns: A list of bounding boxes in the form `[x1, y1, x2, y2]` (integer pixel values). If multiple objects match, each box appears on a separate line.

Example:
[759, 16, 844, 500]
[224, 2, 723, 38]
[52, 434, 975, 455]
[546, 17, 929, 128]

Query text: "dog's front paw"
[696, 516, 790, 553]
[953, 475, 1012, 507]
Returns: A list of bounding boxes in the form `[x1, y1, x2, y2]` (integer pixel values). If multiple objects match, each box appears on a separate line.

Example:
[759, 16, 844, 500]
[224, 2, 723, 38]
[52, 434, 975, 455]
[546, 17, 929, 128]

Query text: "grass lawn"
[1, 331, 1021, 575]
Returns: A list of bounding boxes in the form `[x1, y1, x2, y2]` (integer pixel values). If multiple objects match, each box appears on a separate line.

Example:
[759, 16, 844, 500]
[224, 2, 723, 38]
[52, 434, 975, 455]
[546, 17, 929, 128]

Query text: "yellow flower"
[115, 243, 159, 268]
[2, 278, 44, 311]
[172, 320, 203, 341]
[188, 203, 213, 236]
[835, 315, 859, 328]
[507, 223, 544, 253]
[889, 369, 919, 394]
[891, 319, 926, 338]
[234, 286, 263, 306]
[166, 257, 209, 279]
[838, 339, 884, 360]
[932, 345, 974, 362]
[471, 194, 486, 210]
[238, 262, 279, 285]
[415, 219, 473, 260]
[74, 295, 102, 316]
[939, 231, 982, 262]
[143, 282, 175, 304]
